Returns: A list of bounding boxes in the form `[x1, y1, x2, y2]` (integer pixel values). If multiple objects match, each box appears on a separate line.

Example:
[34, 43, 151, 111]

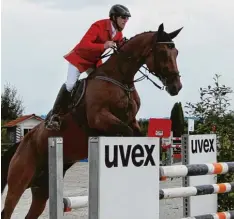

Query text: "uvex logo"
[191, 139, 215, 153]
[105, 144, 156, 168]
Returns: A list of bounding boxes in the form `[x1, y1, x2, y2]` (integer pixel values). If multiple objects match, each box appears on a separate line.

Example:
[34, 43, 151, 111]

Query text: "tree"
[1, 83, 24, 121]
[170, 102, 185, 137]
[1, 121, 11, 144]
[138, 118, 148, 136]
[185, 74, 234, 211]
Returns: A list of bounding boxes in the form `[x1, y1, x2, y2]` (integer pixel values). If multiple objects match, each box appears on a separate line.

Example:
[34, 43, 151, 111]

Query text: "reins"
[100, 39, 165, 90]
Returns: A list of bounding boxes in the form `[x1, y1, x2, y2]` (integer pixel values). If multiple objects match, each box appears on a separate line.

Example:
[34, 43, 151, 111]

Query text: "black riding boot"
[45, 83, 70, 131]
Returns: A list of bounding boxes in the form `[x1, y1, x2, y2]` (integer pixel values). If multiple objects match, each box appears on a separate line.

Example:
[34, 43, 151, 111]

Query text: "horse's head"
[145, 23, 183, 96]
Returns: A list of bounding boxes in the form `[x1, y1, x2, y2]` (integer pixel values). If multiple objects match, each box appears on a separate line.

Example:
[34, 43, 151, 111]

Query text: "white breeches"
[65, 63, 93, 92]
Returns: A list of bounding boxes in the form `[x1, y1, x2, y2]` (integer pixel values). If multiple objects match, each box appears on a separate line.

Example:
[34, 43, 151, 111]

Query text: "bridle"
[100, 34, 180, 91]
[149, 40, 181, 89]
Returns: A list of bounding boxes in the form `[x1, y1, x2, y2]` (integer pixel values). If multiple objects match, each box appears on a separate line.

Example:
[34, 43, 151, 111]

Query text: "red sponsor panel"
[147, 118, 171, 138]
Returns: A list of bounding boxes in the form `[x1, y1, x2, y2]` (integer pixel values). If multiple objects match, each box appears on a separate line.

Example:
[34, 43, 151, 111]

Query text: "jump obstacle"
[148, 119, 182, 164]
[162, 132, 182, 165]
[48, 135, 234, 219]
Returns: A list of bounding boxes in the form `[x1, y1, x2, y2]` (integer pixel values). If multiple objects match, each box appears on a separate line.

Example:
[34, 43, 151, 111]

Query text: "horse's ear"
[169, 27, 183, 39]
[158, 23, 164, 33]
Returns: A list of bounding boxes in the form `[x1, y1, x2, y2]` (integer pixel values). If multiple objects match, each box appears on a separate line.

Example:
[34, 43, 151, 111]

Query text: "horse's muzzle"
[166, 82, 182, 96]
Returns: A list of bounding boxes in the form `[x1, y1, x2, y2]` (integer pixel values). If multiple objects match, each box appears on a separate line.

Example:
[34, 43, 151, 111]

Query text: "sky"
[2, 0, 234, 119]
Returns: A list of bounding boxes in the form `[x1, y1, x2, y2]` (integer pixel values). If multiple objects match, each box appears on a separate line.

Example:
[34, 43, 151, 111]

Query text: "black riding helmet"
[109, 4, 131, 31]
[109, 4, 131, 18]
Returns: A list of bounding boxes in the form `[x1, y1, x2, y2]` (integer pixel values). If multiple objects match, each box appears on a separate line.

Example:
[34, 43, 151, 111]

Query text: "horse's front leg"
[129, 118, 145, 136]
[87, 109, 133, 136]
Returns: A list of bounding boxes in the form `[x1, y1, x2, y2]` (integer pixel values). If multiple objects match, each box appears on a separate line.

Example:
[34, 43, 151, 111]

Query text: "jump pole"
[48, 137, 64, 219]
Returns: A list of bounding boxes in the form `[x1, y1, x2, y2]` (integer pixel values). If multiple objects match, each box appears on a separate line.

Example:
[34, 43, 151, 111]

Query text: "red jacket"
[64, 19, 123, 73]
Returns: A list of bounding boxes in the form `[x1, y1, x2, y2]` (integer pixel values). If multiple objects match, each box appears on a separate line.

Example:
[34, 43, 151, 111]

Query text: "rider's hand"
[104, 41, 116, 49]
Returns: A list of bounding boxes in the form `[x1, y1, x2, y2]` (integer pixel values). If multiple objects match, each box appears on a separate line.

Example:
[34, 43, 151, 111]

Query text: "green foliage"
[138, 118, 148, 136]
[1, 128, 10, 143]
[170, 102, 185, 137]
[1, 83, 24, 154]
[1, 122, 10, 143]
[1, 83, 24, 121]
[185, 74, 234, 211]
[1, 120, 13, 156]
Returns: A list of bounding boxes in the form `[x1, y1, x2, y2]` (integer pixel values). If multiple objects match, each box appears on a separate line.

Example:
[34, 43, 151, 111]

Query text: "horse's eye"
[168, 44, 175, 49]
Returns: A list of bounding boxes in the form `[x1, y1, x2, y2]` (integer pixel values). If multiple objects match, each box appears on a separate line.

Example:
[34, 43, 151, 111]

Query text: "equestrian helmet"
[109, 4, 131, 18]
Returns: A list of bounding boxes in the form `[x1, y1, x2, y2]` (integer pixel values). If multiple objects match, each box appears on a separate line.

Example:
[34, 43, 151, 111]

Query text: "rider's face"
[116, 16, 129, 30]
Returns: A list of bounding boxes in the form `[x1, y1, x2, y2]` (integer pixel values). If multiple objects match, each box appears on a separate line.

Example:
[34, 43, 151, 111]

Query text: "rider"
[45, 4, 131, 130]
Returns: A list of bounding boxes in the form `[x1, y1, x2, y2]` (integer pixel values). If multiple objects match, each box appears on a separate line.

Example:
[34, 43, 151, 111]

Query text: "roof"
[3, 114, 44, 128]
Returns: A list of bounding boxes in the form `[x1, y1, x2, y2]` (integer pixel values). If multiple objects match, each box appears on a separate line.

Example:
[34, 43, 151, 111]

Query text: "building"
[2, 114, 44, 143]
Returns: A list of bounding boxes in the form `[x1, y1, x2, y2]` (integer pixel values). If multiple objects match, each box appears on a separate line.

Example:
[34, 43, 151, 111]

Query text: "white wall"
[18, 118, 43, 137]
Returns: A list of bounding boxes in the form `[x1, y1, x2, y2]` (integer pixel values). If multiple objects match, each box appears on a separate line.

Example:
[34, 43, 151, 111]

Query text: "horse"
[1, 23, 183, 219]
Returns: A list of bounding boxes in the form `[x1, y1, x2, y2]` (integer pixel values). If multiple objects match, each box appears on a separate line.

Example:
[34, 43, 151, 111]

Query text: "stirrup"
[45, 114, 62, 131]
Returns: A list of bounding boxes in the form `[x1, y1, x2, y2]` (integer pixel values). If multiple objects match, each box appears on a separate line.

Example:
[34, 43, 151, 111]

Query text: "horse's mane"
[119, 31, 156, 50]
[99, 28, 173, 67]
[125, 31, 156, 42]
[118, 29, 173, 51]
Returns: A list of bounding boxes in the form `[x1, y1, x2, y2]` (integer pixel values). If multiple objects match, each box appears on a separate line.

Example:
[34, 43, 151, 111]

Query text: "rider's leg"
[65, 63, 81, 92]
[45, 63, 80, 130]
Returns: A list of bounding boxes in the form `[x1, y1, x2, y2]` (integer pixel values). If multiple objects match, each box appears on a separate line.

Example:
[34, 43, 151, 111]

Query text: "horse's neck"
[100, 33, 153, 84]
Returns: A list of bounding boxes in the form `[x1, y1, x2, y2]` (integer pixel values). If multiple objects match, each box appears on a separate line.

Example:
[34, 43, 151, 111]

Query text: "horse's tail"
[1, 142, 20, 194]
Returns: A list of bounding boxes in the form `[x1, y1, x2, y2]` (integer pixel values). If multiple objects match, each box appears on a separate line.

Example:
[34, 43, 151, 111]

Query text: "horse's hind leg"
[1, 144, 37, 219]
[25, 186, 49, 219]
[24, 162, 74, 219]
[24, 164, 51, 219]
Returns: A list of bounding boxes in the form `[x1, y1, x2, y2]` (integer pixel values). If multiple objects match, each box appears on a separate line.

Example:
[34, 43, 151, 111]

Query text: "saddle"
[44, 78, 88, 131]
[69, 78, 87, 109]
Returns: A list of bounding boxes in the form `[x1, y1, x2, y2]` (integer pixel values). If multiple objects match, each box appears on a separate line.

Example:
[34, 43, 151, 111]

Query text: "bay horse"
[1, 23, 183, 219]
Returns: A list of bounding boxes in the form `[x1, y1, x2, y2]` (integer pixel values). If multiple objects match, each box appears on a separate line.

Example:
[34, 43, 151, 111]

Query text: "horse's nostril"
[166, 84, 179, 96]
[172, 85, 177, 93]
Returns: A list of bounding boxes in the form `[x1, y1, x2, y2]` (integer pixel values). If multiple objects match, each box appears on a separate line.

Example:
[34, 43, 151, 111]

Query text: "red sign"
[147, 118, 171, 138]
[212, 125, 216, 132]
